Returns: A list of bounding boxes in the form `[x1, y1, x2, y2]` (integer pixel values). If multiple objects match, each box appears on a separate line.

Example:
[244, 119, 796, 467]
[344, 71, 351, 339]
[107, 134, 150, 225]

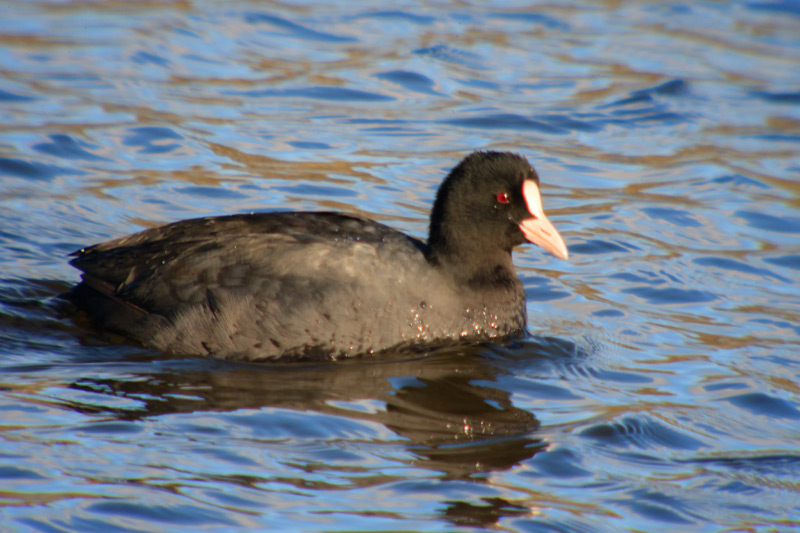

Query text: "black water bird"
[68, 151, 568, 360]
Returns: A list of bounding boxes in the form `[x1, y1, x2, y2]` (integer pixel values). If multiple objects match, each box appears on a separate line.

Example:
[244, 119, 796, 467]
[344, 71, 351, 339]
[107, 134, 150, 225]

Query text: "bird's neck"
[426, 239, 519, 290]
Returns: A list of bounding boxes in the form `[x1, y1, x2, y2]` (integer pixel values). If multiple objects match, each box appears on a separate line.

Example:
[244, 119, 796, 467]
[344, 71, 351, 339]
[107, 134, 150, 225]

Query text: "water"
[1, 1, 799, 530]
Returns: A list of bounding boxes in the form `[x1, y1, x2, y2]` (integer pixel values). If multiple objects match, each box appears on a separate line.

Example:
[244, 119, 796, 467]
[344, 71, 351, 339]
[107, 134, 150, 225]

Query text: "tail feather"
[65, 276, 168, 345]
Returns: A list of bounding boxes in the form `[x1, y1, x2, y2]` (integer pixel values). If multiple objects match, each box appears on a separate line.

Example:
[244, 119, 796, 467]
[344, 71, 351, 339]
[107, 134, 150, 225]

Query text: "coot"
[68, 151, 568, 360]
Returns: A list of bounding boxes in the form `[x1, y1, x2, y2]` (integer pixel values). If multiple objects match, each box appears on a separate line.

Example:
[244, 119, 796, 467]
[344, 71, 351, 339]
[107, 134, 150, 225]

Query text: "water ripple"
[244, 12, 357, 43]
[1, 0, 799, 531]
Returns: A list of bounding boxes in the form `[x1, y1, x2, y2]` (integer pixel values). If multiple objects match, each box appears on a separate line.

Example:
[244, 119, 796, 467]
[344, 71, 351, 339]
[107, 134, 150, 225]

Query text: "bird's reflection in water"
[385, 370, 544, 477]
[442, 497, 531, 528]
[65, 339, 576, 527]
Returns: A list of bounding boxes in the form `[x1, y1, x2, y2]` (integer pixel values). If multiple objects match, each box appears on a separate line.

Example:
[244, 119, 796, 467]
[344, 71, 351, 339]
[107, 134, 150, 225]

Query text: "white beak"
[518, 180, 569, 260]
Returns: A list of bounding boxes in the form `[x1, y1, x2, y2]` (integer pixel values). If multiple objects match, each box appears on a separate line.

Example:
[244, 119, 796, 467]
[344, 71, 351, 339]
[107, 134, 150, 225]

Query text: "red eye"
[496, 192, 509, 204]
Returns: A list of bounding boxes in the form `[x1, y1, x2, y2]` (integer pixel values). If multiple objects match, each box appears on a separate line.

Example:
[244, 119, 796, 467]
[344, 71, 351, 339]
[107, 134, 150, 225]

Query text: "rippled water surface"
[2, 1, 800, 530]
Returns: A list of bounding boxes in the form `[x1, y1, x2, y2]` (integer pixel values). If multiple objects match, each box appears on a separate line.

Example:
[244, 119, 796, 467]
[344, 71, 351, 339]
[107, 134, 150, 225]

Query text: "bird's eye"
[496, 192, 509, 204]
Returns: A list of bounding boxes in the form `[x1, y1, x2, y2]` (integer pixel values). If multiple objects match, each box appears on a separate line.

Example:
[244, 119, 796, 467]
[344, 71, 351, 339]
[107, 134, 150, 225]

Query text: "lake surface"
[1, 1, 799, 530]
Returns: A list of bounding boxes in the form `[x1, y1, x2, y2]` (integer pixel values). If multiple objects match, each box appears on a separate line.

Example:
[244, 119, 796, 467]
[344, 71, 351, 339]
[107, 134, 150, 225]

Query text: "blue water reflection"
[1, 0, 799, 531]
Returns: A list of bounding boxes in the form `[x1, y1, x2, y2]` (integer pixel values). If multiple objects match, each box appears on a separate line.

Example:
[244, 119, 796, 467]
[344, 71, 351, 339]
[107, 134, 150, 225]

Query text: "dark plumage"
[67, 151, 568, 361]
